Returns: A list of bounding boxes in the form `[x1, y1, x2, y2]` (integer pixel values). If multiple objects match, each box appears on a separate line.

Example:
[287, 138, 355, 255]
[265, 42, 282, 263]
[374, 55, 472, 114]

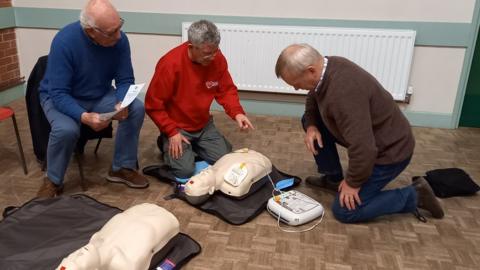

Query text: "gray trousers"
[161, 118, 232, 178]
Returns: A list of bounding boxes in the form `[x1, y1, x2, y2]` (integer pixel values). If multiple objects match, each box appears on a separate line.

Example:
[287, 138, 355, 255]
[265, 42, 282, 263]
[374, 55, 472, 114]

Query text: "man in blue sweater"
[37, 0, 148, 198]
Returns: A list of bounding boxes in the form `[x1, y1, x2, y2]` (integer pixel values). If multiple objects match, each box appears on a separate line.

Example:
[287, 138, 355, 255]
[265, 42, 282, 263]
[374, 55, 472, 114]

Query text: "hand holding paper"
[99, 83, 144, 121]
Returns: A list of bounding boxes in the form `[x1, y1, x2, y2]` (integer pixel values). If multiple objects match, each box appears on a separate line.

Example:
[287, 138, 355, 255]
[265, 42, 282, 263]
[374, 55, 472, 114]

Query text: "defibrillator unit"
[267, 190, 324, 226]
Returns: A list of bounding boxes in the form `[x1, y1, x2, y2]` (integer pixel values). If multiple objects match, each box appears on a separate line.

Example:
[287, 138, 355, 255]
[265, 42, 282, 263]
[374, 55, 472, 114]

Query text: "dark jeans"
[301, 115, 343, 178]
[302, 115, 416, 223]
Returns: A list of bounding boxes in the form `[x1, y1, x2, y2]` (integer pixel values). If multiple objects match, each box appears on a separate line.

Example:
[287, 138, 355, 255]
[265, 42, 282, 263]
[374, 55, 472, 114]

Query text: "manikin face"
[188, 42, 219, 66]
[281, 66, 320, 92]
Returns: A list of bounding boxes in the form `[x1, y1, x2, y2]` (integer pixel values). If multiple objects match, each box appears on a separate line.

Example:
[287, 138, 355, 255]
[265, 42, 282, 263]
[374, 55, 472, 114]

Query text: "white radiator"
[182, 23, 416, 101]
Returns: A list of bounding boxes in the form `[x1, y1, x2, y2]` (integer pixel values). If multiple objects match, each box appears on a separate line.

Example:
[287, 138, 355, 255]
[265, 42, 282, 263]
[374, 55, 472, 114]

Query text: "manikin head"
[187, 20, 221, 66]
[183, 149, 273, 205]
[80, 0, 124, 47]
[275, 43, 324, 91]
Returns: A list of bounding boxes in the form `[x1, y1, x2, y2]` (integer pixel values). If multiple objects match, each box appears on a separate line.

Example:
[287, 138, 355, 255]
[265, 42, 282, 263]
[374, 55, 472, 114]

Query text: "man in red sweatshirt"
[145, 20, 254, 178]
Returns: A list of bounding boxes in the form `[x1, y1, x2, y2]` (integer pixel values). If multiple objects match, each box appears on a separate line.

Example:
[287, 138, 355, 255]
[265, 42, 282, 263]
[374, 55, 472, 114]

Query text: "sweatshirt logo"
[205, 81, 219, 89]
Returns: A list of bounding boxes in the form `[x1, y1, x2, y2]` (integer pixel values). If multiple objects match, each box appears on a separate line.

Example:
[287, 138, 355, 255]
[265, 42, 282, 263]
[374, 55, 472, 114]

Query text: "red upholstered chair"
[0, 106, 28, 174]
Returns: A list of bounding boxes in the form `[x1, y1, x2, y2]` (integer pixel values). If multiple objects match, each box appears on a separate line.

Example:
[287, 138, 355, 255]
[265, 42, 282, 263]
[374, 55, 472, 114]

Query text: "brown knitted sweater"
[304, 56, 415, 187]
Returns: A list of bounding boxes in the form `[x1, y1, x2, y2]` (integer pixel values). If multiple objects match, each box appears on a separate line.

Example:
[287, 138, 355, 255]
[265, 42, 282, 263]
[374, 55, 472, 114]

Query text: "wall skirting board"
[0, 84, 26, 106]
[211, 99, 455, 129]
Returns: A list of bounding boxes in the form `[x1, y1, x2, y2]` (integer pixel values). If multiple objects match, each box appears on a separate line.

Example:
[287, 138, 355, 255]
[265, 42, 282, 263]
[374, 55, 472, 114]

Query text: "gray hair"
[79, 9, 96, 29]
[275, 43, 322, 78]
[187, 20, 221, 46]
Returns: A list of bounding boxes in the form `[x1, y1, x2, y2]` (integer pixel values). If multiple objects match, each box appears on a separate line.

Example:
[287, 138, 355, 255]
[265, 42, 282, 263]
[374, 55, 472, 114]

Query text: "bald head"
[275, 43, 322, 79]
[80, 0, 120, 30]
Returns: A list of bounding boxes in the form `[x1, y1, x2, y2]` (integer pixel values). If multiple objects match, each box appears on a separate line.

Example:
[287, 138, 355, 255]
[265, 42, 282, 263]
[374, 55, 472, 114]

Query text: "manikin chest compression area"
[183, 149, 273, 205]
[56, 204, 180, 270]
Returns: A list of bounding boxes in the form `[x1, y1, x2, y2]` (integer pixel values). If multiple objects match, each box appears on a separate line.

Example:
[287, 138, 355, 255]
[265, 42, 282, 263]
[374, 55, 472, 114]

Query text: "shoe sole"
[106, 175, 149, 189]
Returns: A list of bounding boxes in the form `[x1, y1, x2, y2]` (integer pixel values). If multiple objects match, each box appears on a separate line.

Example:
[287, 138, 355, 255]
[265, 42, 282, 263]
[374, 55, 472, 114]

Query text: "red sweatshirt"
[145, 42, 245, 137]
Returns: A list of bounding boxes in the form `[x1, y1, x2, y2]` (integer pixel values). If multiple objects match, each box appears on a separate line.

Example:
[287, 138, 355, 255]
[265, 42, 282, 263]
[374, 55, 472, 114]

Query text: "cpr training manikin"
[56, 203, 179, 270]
[183, 148, 273, 204]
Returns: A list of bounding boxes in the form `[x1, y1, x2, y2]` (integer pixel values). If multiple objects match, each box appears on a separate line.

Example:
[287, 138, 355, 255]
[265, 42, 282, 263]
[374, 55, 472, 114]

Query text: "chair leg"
[11, 114, 28, 175]
[75, 152, 88, 191]
[94, 138, 102, 155]
[41, 159, 47, 171]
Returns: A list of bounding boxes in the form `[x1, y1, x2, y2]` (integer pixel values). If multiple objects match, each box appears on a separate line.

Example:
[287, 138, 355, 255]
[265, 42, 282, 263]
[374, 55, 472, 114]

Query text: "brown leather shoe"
[413, 176, 444, 218]
[106, 168, 149, 189]
[306, 175, 341, 193]
[37, 177, 63, 198]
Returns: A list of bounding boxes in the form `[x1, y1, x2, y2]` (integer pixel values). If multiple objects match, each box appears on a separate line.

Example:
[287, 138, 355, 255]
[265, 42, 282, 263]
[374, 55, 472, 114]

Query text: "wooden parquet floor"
[1, 99, 479, 270]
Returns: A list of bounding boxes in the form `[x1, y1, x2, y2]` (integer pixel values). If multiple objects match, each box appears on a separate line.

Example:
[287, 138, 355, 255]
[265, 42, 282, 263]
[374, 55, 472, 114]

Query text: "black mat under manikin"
[0, 194, 200, 270]
[143, 165, 301, 225]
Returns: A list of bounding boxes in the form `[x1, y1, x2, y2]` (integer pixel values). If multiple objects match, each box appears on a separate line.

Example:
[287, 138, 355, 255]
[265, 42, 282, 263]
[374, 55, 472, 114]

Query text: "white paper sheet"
[98, 83, 145, 121]
[120, 83, 144, 109]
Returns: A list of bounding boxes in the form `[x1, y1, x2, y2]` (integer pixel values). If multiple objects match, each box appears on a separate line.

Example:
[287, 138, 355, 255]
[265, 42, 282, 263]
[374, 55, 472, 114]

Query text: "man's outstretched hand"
[235, 114, 254, 131]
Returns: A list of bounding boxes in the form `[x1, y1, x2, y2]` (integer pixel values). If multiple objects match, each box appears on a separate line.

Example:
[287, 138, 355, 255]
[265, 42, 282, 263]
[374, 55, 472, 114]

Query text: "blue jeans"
[40, 90, 145, 185]
[302, 115, 416, 223]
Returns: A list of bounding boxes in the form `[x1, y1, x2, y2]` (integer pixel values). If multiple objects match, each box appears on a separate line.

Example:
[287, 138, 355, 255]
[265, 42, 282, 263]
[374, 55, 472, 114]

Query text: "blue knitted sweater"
[39, 21, 134, 121]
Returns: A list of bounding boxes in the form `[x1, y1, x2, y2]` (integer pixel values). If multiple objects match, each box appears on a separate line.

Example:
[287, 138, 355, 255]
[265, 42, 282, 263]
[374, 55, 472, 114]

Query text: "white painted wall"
[13, 0, 476, 23]
[408, 47, 465, 113]
[15, 28, 465, 114]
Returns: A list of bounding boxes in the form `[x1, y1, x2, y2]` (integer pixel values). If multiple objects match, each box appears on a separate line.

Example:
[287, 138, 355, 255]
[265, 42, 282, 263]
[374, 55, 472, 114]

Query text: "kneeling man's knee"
[332, 197, 360, 224]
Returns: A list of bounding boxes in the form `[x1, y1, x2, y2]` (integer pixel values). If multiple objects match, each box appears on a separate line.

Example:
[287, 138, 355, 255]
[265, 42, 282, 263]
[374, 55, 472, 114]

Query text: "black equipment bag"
[143, 165, 301, 225]
[424, 168, 480, 198]
[0, 195, 201, 270]
[25, 55, 50, 162]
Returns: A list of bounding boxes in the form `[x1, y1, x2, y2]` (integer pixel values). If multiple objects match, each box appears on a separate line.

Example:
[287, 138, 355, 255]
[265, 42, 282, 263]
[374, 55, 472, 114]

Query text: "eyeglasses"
[92, 18, 124, 38]
[193, 45, 219, 60]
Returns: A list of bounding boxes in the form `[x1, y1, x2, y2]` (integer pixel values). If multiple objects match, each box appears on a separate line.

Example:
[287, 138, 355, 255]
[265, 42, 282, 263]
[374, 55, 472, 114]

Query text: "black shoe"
[306, 174, 341, 192]
[412, 176, 444, 219]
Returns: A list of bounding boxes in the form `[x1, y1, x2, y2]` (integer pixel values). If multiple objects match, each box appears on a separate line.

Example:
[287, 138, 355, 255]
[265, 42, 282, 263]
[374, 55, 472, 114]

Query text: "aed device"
[267, 190, 324, 226]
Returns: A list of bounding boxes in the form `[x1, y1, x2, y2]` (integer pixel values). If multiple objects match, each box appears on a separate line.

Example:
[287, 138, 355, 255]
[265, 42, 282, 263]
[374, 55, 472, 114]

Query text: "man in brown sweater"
[275, 43, 444, 223]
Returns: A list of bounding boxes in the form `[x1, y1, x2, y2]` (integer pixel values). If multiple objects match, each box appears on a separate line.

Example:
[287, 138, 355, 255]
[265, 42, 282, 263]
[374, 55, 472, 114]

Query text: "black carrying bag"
[143, 165, 301, 225]
[0, 195, 201, 270]
[424, 168, 480, 198]
[25, 56, 50, 162]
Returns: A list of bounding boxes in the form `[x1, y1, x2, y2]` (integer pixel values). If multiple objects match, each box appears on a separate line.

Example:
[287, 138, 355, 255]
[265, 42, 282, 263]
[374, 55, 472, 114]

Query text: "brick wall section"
[0, 0, 12, 8]
[0, 28, 23, 91]
[0, 1, 24, 92]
